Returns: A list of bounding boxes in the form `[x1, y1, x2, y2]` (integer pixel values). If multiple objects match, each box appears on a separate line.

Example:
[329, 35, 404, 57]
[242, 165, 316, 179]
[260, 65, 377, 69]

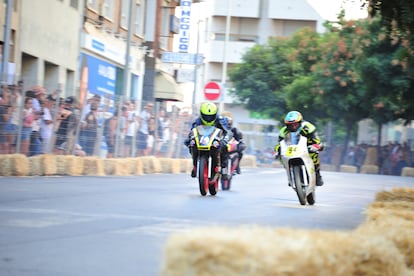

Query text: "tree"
[356, 17, 413, 146]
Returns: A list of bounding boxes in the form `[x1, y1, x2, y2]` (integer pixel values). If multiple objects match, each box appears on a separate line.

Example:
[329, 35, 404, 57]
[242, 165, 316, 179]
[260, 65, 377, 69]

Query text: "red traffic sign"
[203, 81, 221, 101]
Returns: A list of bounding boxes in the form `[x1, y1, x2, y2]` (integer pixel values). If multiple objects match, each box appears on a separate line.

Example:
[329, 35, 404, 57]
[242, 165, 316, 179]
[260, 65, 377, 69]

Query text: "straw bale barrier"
[0, 154, 13, 176]
[374, 188, 414, 202]
[339, 165, 358, 173]
[124, 157, 144, 175]
[28, 154, 57, 176]
[402, 167, 414, 177]
[180, 158, 193, 174]
[82, 157, 105, 176]
[240, 154, 256, 167]
[55, 155, 84, 176]
[161, 226, 408, 276]
[0, 154, 29, 176]
[158, 158, 181, 174]
[360, 165, 379, 174]
[363, 147, 377, 166]
[321, 164, 336, 171]
[140, 156, 162, 174]
[104, 158, 131, 176]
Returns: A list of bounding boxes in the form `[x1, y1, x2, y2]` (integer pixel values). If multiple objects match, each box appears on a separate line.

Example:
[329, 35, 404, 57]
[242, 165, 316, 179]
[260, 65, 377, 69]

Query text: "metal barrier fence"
[0, 82, 278, 160]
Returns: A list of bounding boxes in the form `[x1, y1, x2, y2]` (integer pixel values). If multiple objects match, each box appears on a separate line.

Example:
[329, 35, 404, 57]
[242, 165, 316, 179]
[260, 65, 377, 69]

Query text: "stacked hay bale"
[82, 157, 105, 176]
[0, 154, 29, 176]
[161, 188, 414, 275]
[104, 158, 131, 176]
[355, 188, 414, 271]
[55, 155, 84, 176]
[161, 226, 409, 275]
[28, 154, 56, 176]
[361, 147, 379, 174]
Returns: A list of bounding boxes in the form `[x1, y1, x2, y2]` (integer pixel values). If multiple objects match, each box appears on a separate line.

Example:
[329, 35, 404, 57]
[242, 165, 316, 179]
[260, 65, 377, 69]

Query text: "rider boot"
[315, 164, 324, 186]
[190, 148, 197, 178]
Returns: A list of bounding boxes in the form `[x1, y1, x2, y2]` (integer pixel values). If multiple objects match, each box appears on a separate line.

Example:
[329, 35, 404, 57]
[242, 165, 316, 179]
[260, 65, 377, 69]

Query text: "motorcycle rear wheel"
[293, 166, 306, 205]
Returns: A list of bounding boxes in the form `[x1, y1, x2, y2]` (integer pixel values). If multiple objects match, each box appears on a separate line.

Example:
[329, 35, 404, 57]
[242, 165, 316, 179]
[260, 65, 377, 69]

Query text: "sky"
[307, 0, 368, 20]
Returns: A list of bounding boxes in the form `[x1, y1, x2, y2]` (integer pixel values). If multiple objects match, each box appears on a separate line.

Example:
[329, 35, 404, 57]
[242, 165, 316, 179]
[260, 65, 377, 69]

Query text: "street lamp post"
[220, 0, 231, 112]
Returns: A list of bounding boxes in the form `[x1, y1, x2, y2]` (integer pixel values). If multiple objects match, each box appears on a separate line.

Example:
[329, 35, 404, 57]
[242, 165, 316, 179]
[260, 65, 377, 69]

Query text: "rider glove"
[308, 144, 321, 153]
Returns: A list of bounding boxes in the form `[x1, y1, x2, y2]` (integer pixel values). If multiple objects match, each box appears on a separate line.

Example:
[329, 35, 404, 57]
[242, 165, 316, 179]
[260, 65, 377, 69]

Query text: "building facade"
[0, 0, 183, 109]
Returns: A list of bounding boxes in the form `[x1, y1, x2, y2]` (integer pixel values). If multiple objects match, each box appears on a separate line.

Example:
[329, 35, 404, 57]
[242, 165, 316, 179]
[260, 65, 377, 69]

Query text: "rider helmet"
[221, 111, 233, 128]
[284, 111, 303, 132]
[200, 102, 218, 126]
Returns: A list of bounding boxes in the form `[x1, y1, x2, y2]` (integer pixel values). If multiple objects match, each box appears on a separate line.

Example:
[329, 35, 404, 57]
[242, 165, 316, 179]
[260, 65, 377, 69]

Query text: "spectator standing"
[79, 102, 99, 156]
[21, 97, 35, 156]
[144, 116, 156, 156]
[136, 102, 153, 156]
[124, 101, 138, 157]
[39, 97, 54, 153]
[6, 84, 23, 153]
[0, 86, 12, 153]
[103, 110, 118, 158]
[54, 97, 77, 154]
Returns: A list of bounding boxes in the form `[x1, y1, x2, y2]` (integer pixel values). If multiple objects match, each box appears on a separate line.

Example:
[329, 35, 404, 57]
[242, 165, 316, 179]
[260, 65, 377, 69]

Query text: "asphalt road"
[0, 167, 413, 276]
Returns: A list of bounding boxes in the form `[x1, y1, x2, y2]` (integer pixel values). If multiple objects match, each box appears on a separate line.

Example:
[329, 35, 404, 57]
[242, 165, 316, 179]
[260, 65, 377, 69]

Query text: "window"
[134, 1, 144, 37]
[87, 0, 99, 10]
[103, 0, 114, 21]
[121, 0, 129, 28]
[70, 0, 79, 9]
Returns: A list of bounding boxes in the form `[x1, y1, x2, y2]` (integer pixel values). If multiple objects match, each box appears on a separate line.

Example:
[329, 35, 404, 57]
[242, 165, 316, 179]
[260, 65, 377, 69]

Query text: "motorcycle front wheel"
[198, 157, 208, 196]
[292, 165, 306, 205]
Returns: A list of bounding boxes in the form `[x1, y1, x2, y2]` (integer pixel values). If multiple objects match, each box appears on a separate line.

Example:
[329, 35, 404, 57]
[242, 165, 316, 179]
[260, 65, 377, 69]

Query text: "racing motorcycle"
[220, 138, 240, 191]
[279, 131, 316, 205]
[190, 125, 223, 196]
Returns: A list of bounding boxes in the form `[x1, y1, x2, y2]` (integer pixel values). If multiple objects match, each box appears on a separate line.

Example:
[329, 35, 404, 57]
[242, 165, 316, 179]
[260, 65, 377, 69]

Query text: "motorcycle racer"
[184, 102, 233, 179]
[221, 111, 246, 174]
[274, 111, 324, 186]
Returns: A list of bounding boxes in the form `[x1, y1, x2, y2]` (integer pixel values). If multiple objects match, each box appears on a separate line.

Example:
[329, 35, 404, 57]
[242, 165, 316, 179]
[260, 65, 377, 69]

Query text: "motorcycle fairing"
[193, 125, 222, 151]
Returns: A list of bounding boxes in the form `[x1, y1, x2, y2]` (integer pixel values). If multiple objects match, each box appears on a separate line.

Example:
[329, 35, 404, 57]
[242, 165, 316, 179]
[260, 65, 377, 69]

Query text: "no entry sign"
[203, 81, 221, 101]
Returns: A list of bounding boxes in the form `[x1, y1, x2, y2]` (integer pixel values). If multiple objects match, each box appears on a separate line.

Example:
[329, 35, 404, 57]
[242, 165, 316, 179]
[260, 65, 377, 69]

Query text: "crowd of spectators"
[321, 141, 413, 176]
[0, 84, 180, 159]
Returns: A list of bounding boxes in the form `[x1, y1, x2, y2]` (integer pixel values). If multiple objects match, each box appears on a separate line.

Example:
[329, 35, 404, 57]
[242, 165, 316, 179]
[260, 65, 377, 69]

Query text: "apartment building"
[0, 0, 183, 108]
[194, 0, 323, 121]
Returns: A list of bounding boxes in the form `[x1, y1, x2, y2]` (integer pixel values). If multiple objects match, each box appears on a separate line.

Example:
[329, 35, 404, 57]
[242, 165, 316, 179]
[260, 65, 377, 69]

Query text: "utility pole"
[1, 0, 12, 84]
[220, 0, 231, 112]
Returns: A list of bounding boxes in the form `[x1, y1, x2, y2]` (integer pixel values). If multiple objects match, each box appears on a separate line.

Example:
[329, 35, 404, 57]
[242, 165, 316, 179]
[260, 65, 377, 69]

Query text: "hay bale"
[0, 154, 12, 176]
[83, 157, 105, 176]
[161, 226, 407, 276]
[66, 156, 84, 176]
[126, 158, 143, 175]
[401, 167, 414, 177]
[180, 158, 192, 174]
[363, 147, 377, 166]
[55, 155, 84, 176]
[151, 156, 162, 173]
[356, 216, 414, 269]
[321, 164, 336, 171]
[28, 155, 42, 176]
[368, 200, 414, 213]
[9, 154, 29, 176]
[104, 158, 130, 176]
[374, 188, 414, 202]
[170, 159, 181, 174]
[360, 165, 379, 174]
[340, 165, 358, 173]
[39, 154, 57, 176]
[158, 158, 172, 173]
[240, 154, 256, 168]
[140, 156, 152, 174]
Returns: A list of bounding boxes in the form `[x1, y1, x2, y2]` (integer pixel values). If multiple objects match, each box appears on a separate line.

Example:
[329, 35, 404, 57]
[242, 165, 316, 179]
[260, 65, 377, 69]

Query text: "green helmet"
[200, 102, 217, 126]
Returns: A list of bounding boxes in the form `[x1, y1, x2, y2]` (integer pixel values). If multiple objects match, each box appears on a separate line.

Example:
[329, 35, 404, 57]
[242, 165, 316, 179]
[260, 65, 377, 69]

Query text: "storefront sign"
[178, 0, 192, 52]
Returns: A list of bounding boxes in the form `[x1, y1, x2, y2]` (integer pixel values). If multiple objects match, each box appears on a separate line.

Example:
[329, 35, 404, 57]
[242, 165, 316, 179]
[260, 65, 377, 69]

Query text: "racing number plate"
[286, 145, 299, 157]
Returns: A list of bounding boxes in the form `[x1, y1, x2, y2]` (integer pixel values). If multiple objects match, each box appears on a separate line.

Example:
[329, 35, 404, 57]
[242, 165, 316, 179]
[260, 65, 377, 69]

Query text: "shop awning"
[154, 72, 184, 102]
